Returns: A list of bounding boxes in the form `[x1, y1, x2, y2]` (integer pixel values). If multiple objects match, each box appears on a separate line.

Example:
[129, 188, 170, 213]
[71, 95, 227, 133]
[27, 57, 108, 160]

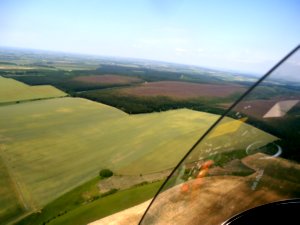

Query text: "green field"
[0, 97, 221, 221]
[16, 177, 102, 225]
[16, 175, 162, 225]
[0, 76, 66, 104]
[46, 181, 162, 225]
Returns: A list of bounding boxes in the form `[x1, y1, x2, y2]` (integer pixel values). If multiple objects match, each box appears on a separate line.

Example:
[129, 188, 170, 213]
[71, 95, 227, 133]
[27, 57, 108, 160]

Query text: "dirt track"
[98, 170, 171, 193]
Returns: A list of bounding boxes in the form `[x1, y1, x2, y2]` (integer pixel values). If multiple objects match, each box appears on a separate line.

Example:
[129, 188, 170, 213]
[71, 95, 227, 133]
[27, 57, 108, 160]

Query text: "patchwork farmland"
[0, 50, 283, 225]
[0, 71, 279, 224]
[0, 96, 220, 223]
[0, 97, 277, 224]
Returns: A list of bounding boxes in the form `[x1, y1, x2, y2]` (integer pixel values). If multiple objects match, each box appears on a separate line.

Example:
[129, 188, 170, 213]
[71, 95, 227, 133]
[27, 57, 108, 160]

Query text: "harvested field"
[92, 175, 286, 225]
[119, 81, 246, 99]
[93, 154, 300, 225]
[73, 75, 142, 85]
[88, 200, 151, 225]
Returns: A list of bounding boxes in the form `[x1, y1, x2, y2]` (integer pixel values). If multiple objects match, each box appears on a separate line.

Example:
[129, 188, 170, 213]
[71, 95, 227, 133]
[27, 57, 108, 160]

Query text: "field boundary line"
[0, 151, 37, 213]
[0, 95, 68, 107]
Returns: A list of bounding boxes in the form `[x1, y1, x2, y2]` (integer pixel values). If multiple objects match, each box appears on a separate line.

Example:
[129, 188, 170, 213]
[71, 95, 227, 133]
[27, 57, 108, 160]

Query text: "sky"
[0, 0, 299, 74]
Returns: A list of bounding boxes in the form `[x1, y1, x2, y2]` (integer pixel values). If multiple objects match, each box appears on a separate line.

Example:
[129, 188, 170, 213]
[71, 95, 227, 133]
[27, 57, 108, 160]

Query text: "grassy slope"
[0, 76, 66, 103]
[49, 181, 162, 225]
[16, 176, 162, 225]
[0, 97, 219, 210]
[16, 177, 100, 225]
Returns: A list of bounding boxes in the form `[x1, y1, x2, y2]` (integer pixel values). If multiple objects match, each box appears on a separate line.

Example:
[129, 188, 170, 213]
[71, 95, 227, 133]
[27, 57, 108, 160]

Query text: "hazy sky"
[0, 0, 299, 74]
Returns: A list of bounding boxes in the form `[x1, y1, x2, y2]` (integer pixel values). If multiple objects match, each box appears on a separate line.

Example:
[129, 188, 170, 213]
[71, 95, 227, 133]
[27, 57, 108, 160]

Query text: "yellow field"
[0, 157, 25, 225]
[0, 65, 34, 70]
[0, 76, 66, 104]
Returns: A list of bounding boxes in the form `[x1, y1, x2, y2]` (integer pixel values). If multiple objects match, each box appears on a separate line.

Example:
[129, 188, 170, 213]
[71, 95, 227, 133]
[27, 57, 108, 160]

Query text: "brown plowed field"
[120, 81, 246, 99]
[233, 99, 279, 118]
[232, 98, 300, 118]
[73, 75, 142, 84]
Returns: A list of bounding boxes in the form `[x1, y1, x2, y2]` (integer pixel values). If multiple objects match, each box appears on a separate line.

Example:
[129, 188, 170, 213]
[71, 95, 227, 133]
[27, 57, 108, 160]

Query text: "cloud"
[137, 37, 189, 46]
[156, 27, 186, 33]
[175, 48, 187, 53]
